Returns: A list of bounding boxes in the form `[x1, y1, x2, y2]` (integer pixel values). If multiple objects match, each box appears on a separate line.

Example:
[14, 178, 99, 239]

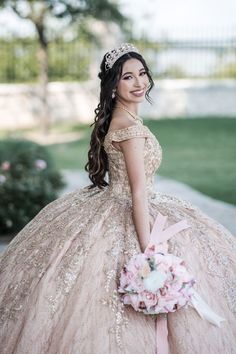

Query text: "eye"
[123, 75, 132, 80]
[140, 71, 147, 76]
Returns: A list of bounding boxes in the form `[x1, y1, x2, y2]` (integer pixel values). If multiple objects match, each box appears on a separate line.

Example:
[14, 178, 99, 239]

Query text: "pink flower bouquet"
[119, 213, 225, 354]
[118, 251, 196, 315]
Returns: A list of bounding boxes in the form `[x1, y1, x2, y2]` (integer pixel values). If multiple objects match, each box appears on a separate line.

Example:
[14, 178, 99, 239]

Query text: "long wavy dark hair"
[85, 50, 155, 189]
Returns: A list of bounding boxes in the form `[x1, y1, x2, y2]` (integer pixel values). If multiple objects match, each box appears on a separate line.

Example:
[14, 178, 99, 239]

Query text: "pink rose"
[1, 161, 10, 171]
[123, 294, 140, 311]
[141, 291, 158, 309]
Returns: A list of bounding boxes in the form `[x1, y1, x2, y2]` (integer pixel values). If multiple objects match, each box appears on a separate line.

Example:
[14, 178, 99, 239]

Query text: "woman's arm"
[119, 137, 150, 252]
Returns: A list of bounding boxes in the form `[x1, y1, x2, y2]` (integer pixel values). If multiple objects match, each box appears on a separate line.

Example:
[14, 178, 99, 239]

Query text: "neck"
[115, 100, 139, 115]
[114, 101, 143, 124]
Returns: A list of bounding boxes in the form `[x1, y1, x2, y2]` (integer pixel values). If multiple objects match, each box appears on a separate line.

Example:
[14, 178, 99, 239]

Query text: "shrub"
[0, 139, 65, 235]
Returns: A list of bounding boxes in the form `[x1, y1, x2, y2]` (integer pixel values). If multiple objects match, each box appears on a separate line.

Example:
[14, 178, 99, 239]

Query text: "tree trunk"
[36, 24, 50, 135]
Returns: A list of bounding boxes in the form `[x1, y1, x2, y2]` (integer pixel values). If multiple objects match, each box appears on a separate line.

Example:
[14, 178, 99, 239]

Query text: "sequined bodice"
[104, 124, 162, 199]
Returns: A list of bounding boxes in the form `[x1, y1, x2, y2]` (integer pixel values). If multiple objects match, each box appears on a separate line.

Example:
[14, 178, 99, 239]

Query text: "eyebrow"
[122, 68, 146, 77]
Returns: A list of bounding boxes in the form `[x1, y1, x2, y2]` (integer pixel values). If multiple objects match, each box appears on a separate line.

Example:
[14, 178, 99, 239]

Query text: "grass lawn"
[46, 118, 236, 205]
[47, 128, 91, 170]
[147, 118, 236, 205]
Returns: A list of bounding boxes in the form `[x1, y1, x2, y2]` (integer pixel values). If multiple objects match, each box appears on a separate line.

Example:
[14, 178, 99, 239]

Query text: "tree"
[0, 0, 126, 134]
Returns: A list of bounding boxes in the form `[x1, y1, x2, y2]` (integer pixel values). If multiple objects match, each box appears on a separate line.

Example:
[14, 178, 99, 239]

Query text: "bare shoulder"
[109, 113, 137, 132]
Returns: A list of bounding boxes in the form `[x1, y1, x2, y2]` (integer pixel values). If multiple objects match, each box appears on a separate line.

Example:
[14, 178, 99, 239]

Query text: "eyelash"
[123, 72, 147, 80]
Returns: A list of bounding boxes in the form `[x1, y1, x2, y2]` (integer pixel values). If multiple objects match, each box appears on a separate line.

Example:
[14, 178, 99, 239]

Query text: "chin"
[135, 97, 145, 103]
[129, 96, 145, 104]
[121, 95, 145, 105]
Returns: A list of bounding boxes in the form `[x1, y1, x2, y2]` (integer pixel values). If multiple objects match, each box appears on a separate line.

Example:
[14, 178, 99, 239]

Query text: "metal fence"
[0, 29, 236, 82]
[0, 39, 93, 83]
[136, 28, 236, 79]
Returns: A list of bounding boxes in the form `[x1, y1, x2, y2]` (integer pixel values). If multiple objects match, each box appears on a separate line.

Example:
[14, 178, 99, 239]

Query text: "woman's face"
[115, 58, 149, 104]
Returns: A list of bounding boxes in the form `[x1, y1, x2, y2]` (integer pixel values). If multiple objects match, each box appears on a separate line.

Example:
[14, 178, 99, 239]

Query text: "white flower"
[35, 159, 47, 170]
[0, 174, 6, 184]
[6, 219, 13, 227]
[143, 270, 167, 292]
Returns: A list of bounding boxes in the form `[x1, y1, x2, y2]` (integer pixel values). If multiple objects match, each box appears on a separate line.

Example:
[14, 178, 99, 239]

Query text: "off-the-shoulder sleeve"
[111, 125, 150, 142]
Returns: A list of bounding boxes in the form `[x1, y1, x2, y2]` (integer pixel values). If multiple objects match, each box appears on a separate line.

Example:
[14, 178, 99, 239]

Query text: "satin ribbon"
[190, 289, 226, 327]
[145, 212, 191, 354]
[144, 212, 226, 354]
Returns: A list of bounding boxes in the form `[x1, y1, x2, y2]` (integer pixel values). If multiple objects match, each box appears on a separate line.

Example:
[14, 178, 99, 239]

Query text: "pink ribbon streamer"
[145, 212, 191, 354]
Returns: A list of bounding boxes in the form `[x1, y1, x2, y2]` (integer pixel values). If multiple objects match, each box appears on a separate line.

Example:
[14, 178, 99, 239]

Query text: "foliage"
[212, 61, 236, 79]
[156, 65, 187, 79]
[0, 38, 93, 83]
[0, 38, 38, 82]
[0, 1, 125, 44]
[48, 39, 91, 81]
[0, 139, 65, 235]
[0, 0, 126, 132]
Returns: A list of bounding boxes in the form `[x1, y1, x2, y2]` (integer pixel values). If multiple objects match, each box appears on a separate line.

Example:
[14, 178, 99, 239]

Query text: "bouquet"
[118, 212, 226, 354]
[118, 212, 226, 323]
[118, 251, 196, 315]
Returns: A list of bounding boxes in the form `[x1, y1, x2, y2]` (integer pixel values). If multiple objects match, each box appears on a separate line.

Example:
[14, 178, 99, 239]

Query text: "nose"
[134, 76, 142, 87]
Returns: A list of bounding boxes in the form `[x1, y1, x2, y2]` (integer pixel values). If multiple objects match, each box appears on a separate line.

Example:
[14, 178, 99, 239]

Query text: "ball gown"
[0, 123, 236, 354]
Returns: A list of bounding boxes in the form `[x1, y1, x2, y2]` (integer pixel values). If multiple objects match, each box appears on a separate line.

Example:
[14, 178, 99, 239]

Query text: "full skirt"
[0, 186, 236, 354]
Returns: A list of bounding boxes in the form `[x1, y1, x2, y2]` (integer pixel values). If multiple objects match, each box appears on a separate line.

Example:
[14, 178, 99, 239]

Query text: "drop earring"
[112, 89, 116, 99]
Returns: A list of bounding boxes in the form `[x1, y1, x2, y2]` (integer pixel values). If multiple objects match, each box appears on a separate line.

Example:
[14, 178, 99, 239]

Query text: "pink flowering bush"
[118, 252, 196, 315]
[0, 139, 64, 235]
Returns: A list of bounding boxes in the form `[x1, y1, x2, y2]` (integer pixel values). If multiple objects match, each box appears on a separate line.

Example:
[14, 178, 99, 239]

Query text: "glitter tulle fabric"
[0, 123, 236, 354]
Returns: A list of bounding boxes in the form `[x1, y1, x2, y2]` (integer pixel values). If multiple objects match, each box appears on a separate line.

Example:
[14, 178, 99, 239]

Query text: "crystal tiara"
[105, 43, 140, 71]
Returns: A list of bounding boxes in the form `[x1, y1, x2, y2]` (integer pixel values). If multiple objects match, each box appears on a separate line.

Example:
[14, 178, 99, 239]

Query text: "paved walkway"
[1, 170, 236, 253]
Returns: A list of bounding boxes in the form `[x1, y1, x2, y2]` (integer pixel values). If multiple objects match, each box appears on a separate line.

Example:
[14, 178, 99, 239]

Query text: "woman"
[0, 43, 235, 354]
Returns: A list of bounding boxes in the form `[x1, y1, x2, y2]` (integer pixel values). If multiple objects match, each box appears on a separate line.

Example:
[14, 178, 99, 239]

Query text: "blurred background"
[0, 0, 236, 241]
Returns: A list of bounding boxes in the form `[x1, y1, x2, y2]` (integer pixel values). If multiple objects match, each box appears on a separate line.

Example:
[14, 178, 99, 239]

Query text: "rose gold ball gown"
[0, 124, 236, 354]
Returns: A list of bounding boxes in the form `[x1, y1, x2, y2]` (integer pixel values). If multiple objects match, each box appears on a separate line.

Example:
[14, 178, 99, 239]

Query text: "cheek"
[143, 76, 149, 87]
[117, 81, 130, 94]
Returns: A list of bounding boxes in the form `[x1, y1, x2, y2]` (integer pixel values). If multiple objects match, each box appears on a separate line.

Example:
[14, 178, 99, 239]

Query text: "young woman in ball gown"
[0, 43, 236, 354]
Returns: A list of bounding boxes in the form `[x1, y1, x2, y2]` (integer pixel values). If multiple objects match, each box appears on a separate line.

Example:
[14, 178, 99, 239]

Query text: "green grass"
[48, 132, 91, 170]
[44, 118, 236, 205]
[146, 118, 236, 205]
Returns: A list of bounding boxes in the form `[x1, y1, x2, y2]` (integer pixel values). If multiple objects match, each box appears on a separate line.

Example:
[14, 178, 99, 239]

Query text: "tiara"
[105, 43, 140, 71]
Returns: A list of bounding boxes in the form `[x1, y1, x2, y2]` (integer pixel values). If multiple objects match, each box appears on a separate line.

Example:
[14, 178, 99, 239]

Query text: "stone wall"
[0, 81, 98, 129]
[142, 79, 236, 119]
[0, 79, 235, 129]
